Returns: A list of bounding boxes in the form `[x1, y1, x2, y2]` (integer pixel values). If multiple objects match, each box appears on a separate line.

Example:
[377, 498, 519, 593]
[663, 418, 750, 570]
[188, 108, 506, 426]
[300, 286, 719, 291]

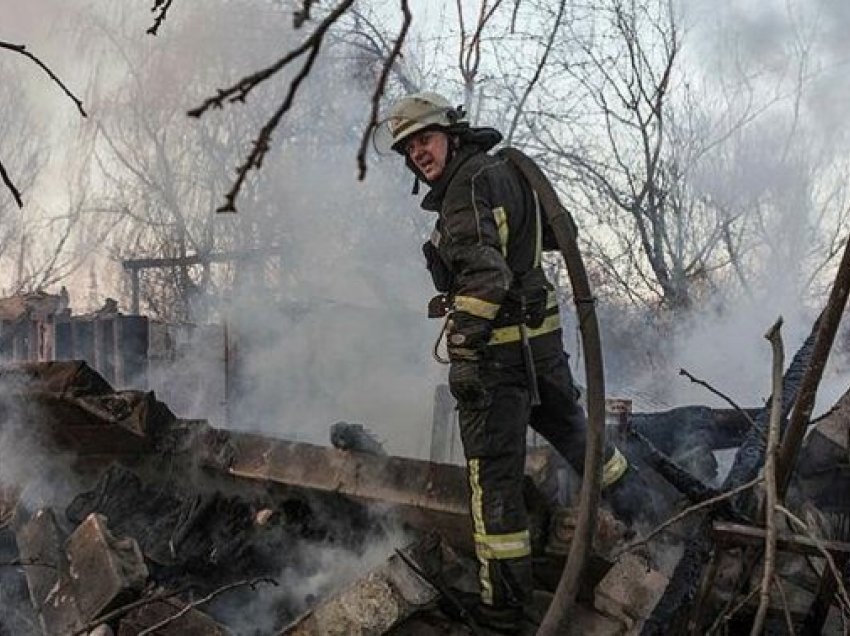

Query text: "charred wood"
[642, 316, 820, 635]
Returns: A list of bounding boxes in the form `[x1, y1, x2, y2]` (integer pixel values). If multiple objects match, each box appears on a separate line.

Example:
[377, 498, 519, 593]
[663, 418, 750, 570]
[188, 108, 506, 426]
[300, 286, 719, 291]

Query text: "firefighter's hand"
[446, 312, 492, 409]
[448, 358, 490, 410]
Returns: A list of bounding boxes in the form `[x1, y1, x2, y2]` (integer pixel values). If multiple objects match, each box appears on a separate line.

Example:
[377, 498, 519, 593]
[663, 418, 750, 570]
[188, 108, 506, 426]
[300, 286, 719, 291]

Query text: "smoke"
[0, 372, 81, 513]
[213, 528, 416, 635]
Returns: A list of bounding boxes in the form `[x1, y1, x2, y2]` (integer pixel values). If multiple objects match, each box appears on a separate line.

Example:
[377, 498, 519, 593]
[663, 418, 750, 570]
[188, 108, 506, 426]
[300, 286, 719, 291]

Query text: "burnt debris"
[2, 352, 850, 635]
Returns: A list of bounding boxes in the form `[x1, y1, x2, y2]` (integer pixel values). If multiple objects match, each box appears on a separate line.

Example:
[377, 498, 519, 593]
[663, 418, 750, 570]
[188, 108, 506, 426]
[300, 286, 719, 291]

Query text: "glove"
[446, 312, 493, 410]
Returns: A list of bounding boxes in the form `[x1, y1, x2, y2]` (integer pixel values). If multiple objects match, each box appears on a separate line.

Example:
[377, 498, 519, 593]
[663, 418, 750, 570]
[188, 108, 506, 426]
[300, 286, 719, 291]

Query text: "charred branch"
[643, 313, 821, 634]
[631, 429, 725, 507]
[777, 233, 850, 496]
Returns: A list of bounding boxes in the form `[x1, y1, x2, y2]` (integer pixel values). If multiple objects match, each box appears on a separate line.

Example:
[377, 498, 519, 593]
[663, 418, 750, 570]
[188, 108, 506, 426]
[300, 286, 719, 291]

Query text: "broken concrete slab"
[66, 513, 148, 622]
[116, 597, 232, 635]
[594, 554, 668, 631]
[281, 535, 443, 636]
[15, 508, 67, 611]
[15, 509, 84, 635]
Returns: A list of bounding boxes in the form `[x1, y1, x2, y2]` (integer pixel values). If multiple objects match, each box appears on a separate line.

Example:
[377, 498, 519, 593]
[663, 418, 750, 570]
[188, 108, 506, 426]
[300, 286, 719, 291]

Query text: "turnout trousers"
[457, 345, 613, 609]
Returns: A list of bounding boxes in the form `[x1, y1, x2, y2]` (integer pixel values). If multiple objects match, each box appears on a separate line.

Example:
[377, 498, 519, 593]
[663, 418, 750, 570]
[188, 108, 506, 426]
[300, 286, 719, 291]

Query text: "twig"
[294, 0, 319, 28]
[679, 368, 759, 433]
[773, 574, 796, 636]
[188, 0, 355, 213]
[0, 157, 23, 208]
[617, 476, 764, 557]
[0, 40, 87, 207]
[71, 587, 189, 636]
[188, 1, 354, 118]
[137, 577, 277, 635]
[0, 41, 87, 117]
[510, 0, 521, 33]
[356, 0, 412, 180]
[751, 317, 784, 636]
[776, 504, 850, 614]
[146, 0, 174, 35]
[0, 559, 57, 569]
[505, 0, 565, 145]
[707, 585, 760, 635]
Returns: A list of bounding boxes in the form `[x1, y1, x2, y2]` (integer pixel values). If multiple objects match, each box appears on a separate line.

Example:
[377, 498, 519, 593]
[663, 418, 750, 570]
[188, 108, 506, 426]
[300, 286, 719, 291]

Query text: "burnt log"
[630, 406, 758, 453]
[641, 316, 820, 635]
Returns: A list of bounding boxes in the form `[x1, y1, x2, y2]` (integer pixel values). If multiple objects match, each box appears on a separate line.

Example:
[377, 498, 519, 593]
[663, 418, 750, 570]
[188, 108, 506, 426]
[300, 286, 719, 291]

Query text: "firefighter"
[384, 92, 638, 633]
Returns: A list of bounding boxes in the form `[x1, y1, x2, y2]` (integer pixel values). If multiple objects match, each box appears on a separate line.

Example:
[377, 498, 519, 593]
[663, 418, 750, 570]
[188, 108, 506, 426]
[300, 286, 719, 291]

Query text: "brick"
[117, 598, 231, 635]
[66, 513, 149, 622]
[282, 535, 442, 636]
[594, 554, 668, 629]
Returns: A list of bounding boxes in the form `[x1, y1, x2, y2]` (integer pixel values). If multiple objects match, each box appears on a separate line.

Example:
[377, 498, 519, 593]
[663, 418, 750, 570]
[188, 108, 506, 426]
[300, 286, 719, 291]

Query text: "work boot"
[438, 591, 526, 634]
[471, 603, 524, 634]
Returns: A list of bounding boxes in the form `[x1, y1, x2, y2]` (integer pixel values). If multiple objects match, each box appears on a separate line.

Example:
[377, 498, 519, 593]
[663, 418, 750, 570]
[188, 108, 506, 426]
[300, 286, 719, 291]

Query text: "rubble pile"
[1, 359, 850, 635]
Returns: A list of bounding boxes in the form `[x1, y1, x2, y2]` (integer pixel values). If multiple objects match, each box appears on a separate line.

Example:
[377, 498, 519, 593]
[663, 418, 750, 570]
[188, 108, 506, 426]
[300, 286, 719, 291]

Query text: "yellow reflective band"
[468, 459, 493, 604]
[602, 447, 629, 489]
[474, 530, 531, 560]
[546, 290, 558, 309]
[488, 313, 561, 345]
[493, 206, 509, 257]
[468, 459, 486, 535]
[455, 295, 501, 320]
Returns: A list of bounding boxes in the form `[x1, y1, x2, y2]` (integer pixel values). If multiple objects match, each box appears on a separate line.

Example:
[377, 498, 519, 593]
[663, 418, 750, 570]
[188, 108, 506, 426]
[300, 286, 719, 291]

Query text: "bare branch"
[617, 476, 764, 557]
[0, 41, 87, 117]
[294, 0, 319, 29]
[0, 157, 23, 208]
[751, 317, 784, 636]
[146, 0, 175, 36]
[505, 0, 565, 145]
[0, 558, 57, 569]
[776, 504, 850, 614]
[773, 575, 796, 636]
[137, 577, 278, 636]
[188, 1, 354, 119]
[679, 367, 759, 432]
[0, 40, 86, 207]
[187, 1, 355, 212]
[356, 0, 412, 180]
[71, 587, 189, 636]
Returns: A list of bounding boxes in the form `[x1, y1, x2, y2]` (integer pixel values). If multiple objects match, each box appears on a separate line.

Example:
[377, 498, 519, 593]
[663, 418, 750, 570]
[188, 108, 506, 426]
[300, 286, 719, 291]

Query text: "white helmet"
[384, 92, 466, 153]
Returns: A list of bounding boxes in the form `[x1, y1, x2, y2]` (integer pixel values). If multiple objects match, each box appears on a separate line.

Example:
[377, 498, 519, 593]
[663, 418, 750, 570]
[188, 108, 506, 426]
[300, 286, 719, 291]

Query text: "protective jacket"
[421, 130, 561, 361]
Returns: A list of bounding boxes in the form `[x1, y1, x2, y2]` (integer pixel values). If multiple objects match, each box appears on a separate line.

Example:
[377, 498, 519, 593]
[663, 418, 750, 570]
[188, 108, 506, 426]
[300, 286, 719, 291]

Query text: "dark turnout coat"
[420, 132, 561, 359]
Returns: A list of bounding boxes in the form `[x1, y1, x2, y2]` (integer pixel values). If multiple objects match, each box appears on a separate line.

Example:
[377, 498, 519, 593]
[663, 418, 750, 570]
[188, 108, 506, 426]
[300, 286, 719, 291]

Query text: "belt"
[488, 313, 561, 345]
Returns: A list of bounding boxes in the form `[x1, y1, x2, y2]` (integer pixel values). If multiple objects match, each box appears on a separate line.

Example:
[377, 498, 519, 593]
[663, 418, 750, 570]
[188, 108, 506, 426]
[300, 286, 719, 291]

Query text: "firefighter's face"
[405, 130, 449, 182]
